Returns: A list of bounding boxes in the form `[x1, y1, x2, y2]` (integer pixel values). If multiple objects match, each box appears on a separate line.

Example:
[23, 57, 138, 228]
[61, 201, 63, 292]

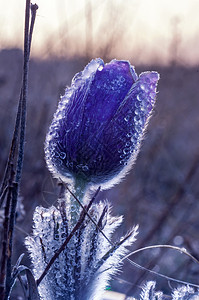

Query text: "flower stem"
[70, 178, 88, 222]
[74, 177, 88, 202]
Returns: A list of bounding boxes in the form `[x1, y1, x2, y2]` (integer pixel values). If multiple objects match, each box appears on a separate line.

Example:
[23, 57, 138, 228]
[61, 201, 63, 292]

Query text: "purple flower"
[45, 58, 159, 188]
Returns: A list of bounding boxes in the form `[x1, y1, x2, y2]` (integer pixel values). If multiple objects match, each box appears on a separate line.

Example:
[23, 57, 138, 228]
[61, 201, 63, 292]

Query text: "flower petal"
[45, 59, 159, 188]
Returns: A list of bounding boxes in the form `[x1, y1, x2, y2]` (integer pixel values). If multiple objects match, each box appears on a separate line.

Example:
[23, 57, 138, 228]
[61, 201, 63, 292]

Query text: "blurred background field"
[0, 0, 199, 298]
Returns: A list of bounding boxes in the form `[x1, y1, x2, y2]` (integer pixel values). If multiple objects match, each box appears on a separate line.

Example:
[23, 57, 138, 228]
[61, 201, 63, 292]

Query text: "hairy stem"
[37, 187, 100, 286]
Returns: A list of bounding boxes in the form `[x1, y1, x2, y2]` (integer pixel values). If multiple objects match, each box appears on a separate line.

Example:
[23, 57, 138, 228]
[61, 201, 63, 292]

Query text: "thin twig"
[4, 0, 31, 297]
[87, 205, 108, 270]
[3, 2, 38, 299]
[8, 0, 38, 259]
[67, 184, 199, 292]
[122, 244, 199, 266]
[136, 153, 199, 250]
[0, 89, 22, 209]
[0, 5, 38, 209]
[65, 184, 113, 245]
[93, 228, 136, 275]
[15, 0, 31, 184]
[29, 4, 39, 53]
[125, 259, 199, 291]
[124, 155, 199, 298]
[132, 199, 196, 289]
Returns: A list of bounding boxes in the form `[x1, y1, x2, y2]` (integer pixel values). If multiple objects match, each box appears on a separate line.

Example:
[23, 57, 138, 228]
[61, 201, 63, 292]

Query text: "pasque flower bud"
[45, 59, 159, 189]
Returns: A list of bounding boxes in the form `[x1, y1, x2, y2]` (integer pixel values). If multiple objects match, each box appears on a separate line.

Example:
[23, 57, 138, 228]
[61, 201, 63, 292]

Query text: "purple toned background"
[0, 49, 199, 298]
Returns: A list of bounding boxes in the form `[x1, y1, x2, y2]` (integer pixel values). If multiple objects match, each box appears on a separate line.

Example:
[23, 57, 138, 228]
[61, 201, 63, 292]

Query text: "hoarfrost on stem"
[25, 193, 138, 300]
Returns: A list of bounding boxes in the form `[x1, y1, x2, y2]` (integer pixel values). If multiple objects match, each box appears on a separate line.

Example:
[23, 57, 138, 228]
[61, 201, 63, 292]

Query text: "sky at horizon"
[0, 0, 199, 65]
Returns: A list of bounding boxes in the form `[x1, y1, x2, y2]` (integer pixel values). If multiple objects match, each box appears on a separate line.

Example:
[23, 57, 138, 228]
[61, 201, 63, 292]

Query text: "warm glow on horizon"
[0, 0, 199, 65]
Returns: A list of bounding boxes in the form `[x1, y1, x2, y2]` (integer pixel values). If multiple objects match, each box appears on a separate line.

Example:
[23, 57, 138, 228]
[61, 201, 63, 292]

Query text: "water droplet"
[135, 124, 142, 133]
[76, 122, 80, 128]
[137, 92, 146, 102]
[54, 152, 60, 158]
[140, 105, 147, 113]
[140, 83, 145, 90]
[134, 132, 139, 139]
[134, 115, 140, 123]
[124, 115, 130, 122]
[123, 148, 129, 154]
[54, 132, 59, 138]
[82, 165, 89, 172]
[98, 65, 103, 71]
[125, 141, 130, 147]
[130, 136, 136, 143]
[180, 247, 187, 253]
[135, 100, 140, 108]
[59, 152, 66, 159]
[135, 109, 139, 115]
[150, 83, 156, 90]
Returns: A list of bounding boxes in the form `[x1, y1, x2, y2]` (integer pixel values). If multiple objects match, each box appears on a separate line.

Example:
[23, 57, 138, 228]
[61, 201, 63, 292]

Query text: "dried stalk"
[0, 2, 38, 299]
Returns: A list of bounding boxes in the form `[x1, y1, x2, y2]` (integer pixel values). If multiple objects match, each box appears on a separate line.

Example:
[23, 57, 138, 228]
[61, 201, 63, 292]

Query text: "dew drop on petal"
[98, 65, 104, 71]
[125, 141, 130, 147]
[124, 115, 130, 122]
[134, 109, 139, 115]
[130, 136, 136, 144]
[135, 125, 142, 133]
[59, 152, 66, 159]
[140, 83, 145, 90]
[135, 100, 140, 108]
[137, 92, 145, 102]
[123, 148, 129, 154]
[134, 115, 140, 123]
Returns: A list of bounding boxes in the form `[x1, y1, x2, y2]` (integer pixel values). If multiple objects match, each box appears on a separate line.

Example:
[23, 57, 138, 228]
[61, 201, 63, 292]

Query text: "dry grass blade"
[0, 2, 38, 299]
